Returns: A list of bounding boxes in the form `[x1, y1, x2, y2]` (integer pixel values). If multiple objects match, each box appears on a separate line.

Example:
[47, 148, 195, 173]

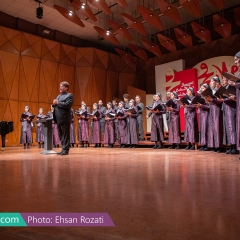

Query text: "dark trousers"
[57, 123, 70, 152]
[137, 118, 144, 140]
[100, 122, 105, 140]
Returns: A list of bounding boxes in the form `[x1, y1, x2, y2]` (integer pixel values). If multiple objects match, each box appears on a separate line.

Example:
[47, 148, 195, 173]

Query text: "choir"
[19, 52, 240, 154]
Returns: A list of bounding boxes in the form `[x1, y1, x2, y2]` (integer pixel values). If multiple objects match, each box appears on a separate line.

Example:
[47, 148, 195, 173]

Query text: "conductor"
[52, 81, 74, 155]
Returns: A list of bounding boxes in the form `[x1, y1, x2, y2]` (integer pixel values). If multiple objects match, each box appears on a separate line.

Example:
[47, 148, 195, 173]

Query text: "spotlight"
[106, 31, 110, 35]
[201, 30, 204, 33]
[183, 35, 186, 38]
[167, 6, 171, 10]
[36, 6, 43, 19]
[151, 45, 154, 48]
[149, 14, 153, 17]
[133, 21, 137, 23]
[220, 23, 224, 27]
[42, 29, 50, 35]
[81, 3, 85, 9]
[69, 11, 73, 16]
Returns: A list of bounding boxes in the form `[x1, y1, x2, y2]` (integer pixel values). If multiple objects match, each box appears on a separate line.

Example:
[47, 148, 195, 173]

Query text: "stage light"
[149, 14, 153, 17]
[221, 23, 224, 27]
[81, 3, 85, 9]
[69, 11, 73, 16]
[167, 6, 171, 10]
[106, 31, 110, 35]
[183, 35, 186, 38]
[201, 30, 204, 33]
[133, 21, 137, 23]
[36, 6, 43, 19]
[151, 45, 154, 47]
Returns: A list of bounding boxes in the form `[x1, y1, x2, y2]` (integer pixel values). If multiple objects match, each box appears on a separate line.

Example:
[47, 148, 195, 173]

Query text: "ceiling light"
[69, 11, 73, 16]
[220, 23, 224, 27]
[138, 49, 141, 52]
[166, 40, 169, 43]
[106, 31, 110, 35]
[183, 35, 186, 38]
[149, 14, 153, 17]
[120, 27, 122, 30]
[151, 45, 154, 47]
[167, 6, 171, 10]
[125, 53, 128, 55]
[133, 21, 137, 23]
[201, 30, 204, 33]
[81, 5, 85, 9]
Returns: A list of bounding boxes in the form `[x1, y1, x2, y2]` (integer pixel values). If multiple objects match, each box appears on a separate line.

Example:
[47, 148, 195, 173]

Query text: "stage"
[0, 147, 240, 240]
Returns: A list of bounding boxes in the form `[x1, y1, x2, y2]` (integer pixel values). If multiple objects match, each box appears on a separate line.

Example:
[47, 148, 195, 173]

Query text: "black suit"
[53, 92, 74, 153]
[136, 102, 144, 140]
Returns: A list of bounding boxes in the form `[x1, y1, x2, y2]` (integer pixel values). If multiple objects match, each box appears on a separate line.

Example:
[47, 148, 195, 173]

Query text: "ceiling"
[0, 0, 239, 52]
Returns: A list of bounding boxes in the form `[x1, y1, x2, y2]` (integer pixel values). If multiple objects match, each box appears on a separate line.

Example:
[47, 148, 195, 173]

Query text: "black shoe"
[185, 145, 190, 150]
[128, 145, 132, 148]
[203, 147, 209, 151]
[53, 145, 57, 148]
[121, 145, 125, 148]
[230, 149, 238, 154]
[132, 145, 136, 148]
[42, 144, 44, 148]
[153, 145, 158, 149]
[27, 144, 30, 149]
[168, 145, 174, 149]
[175, 145, 180, 149]
[198, 147, 204, 151]
[38, 143, 41, 148]
[94, 144, 98, 148]
[107, 144, 111, 148]
[72, 144, 74, 147]
[57, 151, 63, 154]
[24, 145, 26, 149]
[57, 145, 59, 148]
[118, 145, 122, 148]
[61, 152, 68, 155]
[157, 144, 162, 149]
[80, 144, 84, 148]
[97, 144, 101, 148]
[216, 148, 222, 153]
[226, 149, 232, 154]
[190, 145, 195, 150]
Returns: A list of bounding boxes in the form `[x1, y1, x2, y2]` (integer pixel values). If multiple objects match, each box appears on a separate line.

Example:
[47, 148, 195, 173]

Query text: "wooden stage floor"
[0, 147, 240, 240]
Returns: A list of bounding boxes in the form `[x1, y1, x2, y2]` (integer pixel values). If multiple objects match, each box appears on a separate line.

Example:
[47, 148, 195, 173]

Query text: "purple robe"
[90, 110, 101, 144]
[184, 97, 199, 143]
[150, 100, 166, 142]
[47, 110, 61, 146]
[104, 109, 115, 144]
[207, 97, 223, 148]
[70, 109, 76, 144]
[77, 109, 89, 142]
[127, 106, 139, 145]
[222, 94, 236, 145]
[235, 72, 240, 150]
[117, 109, 128, 145]
[168, 100, 181, 144]
[36, 114, 45, 142]
[53, 124, 61, 146]
[20, 112, 32, 144]
[199, 103, 210, 145]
